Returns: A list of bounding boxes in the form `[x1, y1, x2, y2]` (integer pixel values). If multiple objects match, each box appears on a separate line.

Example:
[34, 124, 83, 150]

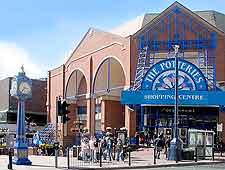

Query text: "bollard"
[165, 146, 167, 159]
[176, 147, 178, 163]
[67, 147, 70, 169]
[113, 145, 116, 160]
[55, 149, 58, 168]
[54, 142, 59, 168]
[212, 147, 214, 161]
[99, 148, 102, 167]
[153, 147, 156, 164]
[221, 144, 223, 157]
[8, 148, 12, 170]
[128, 148, 131, 166]
[195, 147, 197, 162]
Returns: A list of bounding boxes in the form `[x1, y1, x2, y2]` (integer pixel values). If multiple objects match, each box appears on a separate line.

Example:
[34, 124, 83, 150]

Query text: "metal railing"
[67, 145, 131, 169]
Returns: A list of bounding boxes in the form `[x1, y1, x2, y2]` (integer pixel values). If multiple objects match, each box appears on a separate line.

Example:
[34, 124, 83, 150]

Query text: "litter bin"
[182, 148, 194, 160]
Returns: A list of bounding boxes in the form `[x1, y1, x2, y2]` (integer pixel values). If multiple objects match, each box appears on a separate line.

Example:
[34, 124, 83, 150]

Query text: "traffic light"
[61, 100, 71, 124]
[56, 97, 62, 116]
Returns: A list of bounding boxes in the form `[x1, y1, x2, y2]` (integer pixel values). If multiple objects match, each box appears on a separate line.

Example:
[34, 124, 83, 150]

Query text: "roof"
[110, 10, 225, 37]
[196, 11, 225, 32]
[60, 2, 225, 67]
[64, 27, 127, 65]
[110, 14, 158, 37]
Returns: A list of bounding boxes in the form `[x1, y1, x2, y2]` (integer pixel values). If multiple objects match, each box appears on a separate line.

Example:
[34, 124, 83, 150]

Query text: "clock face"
[19, 82, 31, 95]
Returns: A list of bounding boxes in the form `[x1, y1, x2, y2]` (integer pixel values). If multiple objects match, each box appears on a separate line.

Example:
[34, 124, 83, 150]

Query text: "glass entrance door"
[141, 106, 219, 133]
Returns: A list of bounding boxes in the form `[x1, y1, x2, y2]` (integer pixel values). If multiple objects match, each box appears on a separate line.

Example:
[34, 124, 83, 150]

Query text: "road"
[128, 163, 225, 170]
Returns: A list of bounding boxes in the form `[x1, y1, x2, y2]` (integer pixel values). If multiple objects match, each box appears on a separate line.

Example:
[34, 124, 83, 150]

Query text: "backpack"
[94, 141, 98, 147]
[107, 138, 113, 149]
[101, 140, 107, 148]
[156, 138, 163, 147]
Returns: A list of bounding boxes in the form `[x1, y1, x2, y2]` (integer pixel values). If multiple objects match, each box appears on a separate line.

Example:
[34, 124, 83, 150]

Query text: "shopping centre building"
[47, 2, 225, 145]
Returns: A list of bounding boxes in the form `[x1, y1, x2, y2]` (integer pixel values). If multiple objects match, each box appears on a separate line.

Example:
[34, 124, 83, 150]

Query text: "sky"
[0, 0, 225, 79]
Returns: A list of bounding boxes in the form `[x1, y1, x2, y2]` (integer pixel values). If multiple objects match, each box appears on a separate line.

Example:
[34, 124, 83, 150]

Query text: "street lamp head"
[172, 45, 180, 54]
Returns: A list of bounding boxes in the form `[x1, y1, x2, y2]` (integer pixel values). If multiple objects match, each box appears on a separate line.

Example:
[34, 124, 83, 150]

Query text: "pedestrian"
[164, 136, 171, 155]
[140, 132, 145, 146]
[135, 132, 140, 146]
[115, 138, 124, 161]
[89, 136, 95, 161]
[100, 137, 107, 160]
[106, 136, 113, 161]
[80, 138, 89, 161]
[154, 134, 164, 159]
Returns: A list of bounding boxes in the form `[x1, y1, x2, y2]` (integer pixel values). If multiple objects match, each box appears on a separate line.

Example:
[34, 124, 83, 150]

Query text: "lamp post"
[168, 45, 182, 161]
[174, 45, 179, 142]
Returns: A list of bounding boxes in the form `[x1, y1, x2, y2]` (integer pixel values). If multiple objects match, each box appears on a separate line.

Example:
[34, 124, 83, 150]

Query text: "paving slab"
[0, 148, 224, 170]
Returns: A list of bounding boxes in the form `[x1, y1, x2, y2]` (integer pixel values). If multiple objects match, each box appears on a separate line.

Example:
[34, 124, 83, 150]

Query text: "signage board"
[217, 123, 223, 132]
[122, 58, 225, 107]
[121, 90, 225, 105]
[142, 58, 208, 91]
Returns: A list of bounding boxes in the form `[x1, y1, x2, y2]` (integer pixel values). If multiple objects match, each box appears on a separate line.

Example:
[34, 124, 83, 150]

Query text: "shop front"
[140, 105, 218, 143]
[121, 58, 225, 142]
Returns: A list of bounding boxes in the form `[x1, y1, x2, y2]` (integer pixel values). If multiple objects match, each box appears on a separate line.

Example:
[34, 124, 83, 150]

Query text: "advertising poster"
[206, 133, 213, 146]
[197, 133, 204, 145]
[189, 132, 196, 145]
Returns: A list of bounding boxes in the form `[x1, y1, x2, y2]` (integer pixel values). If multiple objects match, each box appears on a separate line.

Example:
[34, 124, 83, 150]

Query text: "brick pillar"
[67, 103, 77, 136]
[87, 98, 95, 135]
[219, 112, 225, 143]
[125, 105, 136, 137]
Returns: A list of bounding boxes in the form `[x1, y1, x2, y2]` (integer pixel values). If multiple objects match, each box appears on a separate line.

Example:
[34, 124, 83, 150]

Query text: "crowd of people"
[77, 128, 173, 162]
[78, 131, 125, 162]
[135, 130, 172, 159]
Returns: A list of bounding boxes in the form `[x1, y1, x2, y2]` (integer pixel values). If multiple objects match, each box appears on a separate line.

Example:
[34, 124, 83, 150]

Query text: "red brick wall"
[25, 79, 47, 113]
[48, 66, 64, 123]
[102, 100, 124, 130]
[48, 29, 130, 134]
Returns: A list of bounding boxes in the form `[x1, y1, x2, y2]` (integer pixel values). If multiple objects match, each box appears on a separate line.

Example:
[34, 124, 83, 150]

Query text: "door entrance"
[140, 106, 219, 140]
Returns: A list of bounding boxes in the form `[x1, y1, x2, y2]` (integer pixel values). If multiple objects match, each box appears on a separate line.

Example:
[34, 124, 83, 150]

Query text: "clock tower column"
[11, 66, 32, 165]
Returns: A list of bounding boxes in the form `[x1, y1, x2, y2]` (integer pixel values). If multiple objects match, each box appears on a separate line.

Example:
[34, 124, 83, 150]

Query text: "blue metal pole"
[168, 45, 182, 161]
[14, 98, 32, 165]
[174, 47, 179, 140]
[140, 106, 144, 131]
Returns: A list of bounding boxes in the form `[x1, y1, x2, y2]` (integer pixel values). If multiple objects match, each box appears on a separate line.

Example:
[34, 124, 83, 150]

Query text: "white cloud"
[0, 41, 44, 80]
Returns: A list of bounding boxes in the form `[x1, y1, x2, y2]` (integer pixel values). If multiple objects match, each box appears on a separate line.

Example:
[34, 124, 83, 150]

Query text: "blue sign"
[121, 90, 225, 106]
[142, 58, 208, 91]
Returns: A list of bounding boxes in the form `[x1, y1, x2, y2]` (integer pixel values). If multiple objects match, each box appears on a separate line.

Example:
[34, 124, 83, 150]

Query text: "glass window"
[95, 104, 101, 114]
[77, 106, 87, 115]
[0, 112, 7, 123]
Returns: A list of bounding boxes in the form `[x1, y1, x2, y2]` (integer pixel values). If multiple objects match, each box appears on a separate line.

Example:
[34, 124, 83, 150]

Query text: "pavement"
[123, 163, 225, 170]
[0, 148, 224, 170]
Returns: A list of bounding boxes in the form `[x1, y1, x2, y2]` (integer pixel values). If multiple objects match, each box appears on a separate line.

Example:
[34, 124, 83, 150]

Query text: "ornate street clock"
[11, 66, 32, 99]
[10, 65, 32, 165]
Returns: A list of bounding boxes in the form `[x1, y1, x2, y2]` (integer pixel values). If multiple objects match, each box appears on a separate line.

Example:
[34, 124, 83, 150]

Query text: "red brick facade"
[48, 3, 225, 145]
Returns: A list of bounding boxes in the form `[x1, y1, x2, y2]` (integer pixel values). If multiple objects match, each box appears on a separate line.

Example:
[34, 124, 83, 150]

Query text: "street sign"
[217, 123, 223, 132]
